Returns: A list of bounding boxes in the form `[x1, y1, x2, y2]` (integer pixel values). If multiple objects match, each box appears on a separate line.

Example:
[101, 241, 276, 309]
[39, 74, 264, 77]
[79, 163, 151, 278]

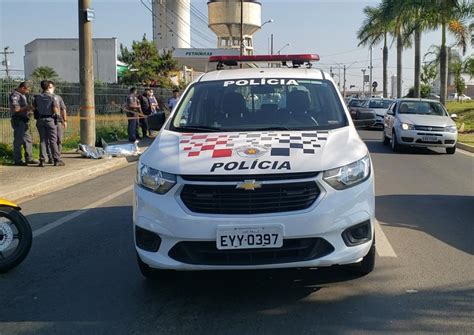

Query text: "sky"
[1, 0, 472, 95]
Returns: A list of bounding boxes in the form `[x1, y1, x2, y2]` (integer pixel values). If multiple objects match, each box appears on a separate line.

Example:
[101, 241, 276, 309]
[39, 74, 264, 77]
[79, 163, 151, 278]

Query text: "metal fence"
[0, 79, 172, 144]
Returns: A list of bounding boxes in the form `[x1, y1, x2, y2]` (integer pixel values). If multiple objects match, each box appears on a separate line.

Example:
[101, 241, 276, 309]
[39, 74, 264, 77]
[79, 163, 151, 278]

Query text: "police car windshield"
[170, 79, 347, 132]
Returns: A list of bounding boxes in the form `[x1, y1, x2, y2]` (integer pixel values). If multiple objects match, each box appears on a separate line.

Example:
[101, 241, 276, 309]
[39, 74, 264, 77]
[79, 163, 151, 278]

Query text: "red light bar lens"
[209, 54, 320, 63]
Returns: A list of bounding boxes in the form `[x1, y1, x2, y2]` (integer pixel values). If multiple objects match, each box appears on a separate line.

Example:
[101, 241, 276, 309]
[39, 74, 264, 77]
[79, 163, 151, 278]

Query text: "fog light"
[342, 220, 372, 246]
[135, 226, 161, 252]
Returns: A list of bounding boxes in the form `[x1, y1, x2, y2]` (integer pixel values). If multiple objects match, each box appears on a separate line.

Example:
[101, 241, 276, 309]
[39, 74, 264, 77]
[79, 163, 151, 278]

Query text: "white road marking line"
[33, 185, 133, 238]
[375, 220, 397, 257]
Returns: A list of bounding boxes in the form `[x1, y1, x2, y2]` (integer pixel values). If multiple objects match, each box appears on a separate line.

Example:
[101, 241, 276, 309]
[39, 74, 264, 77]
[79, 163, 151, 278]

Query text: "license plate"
[216, 226, 283, 250]
[422, 136, 438, 142]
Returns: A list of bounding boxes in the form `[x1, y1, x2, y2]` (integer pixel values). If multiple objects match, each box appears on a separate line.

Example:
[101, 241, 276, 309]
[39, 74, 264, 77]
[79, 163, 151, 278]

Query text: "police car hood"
[141, 127, 368, 175]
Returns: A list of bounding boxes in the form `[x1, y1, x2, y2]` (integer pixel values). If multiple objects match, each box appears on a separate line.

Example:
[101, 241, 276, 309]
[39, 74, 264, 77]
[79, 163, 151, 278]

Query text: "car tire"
[391, 130, 401, 152]
[446, 146, 456, 155]
[383, 130, 390, 145]
[136, 253, 174, 280]
[344, 240, 376, 276]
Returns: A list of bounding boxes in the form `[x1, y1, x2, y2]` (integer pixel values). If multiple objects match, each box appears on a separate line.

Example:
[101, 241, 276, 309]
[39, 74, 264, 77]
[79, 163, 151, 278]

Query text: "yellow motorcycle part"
[0, 199, 20, 210]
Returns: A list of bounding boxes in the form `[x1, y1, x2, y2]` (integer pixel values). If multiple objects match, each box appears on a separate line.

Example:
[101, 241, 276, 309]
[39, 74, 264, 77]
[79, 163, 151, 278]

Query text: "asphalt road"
[1, 130, 473, 335]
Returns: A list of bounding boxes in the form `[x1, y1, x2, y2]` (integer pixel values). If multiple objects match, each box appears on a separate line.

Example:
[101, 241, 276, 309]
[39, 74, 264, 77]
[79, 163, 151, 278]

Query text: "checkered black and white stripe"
[179, 131, 329, 158]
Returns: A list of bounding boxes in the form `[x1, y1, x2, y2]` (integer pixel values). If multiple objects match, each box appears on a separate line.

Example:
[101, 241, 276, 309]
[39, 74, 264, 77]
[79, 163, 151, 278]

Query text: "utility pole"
[270, 34, 274, 55]
[79, 0, 96, 146]
[361, 69, 366, 98]
[369, 47, 373, 97]
[240, 0, 244, 56]
[1, 47, 14, 78]
[343, 65, 347, 98]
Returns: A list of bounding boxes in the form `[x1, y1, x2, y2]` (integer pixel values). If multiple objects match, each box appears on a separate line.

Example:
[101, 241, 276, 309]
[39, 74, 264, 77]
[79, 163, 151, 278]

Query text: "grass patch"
[0, 142, 14, 165]
[458, 133, 474, 145]
[0, 125, 128, 165]
[447, 101, 474, 133]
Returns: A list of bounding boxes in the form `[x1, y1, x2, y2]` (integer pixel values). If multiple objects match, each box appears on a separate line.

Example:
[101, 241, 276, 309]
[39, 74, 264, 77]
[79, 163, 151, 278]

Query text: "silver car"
[383, 99, 458, 154]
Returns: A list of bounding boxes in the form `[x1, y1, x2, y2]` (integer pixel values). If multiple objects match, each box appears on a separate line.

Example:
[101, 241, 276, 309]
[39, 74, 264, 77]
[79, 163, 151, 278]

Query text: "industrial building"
[152, 0, 263, 75]
[24, 38, 118, 83]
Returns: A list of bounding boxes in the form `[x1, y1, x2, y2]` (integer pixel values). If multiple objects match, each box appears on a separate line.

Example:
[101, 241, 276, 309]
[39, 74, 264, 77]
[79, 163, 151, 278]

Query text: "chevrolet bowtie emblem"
[236, 180, 262, 191]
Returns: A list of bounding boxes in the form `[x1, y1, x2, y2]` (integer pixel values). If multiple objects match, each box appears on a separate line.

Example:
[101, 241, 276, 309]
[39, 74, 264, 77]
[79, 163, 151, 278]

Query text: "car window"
[368, 100, 394, 109]
[398, 101, 448, 116]
[348, 99, 365, 107]
[170, 78, 348, 132]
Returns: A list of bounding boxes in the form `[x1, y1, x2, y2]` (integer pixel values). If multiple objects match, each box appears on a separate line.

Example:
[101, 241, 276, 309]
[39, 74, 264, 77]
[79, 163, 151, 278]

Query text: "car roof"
[396, 98, 441, 103]
[199, 68, 328, 82]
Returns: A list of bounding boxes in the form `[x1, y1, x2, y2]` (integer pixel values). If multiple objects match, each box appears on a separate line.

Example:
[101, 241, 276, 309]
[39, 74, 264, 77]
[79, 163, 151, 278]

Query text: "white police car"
[134, 55, 376, 278]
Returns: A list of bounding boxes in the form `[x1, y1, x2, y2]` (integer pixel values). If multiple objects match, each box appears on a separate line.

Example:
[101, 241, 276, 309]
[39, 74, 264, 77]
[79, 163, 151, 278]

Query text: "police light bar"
[209, 54, 320, 64]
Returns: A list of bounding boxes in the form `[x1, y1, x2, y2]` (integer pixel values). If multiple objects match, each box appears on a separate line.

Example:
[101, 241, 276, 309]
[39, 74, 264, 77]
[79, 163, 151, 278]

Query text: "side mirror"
[450, 113, 458, 120]
[147, 112, 166, 131]
[386, 110, 394, 116]
[353, 110, 376, 129]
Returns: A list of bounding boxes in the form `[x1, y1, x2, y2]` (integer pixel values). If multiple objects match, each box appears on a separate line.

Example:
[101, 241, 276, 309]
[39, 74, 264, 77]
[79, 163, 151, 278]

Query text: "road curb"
[2, 157, 132, 203]
[458, 142, 474, 153]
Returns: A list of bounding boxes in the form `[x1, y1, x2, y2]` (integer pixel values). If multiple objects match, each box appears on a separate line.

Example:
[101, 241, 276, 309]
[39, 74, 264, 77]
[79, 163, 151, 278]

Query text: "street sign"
[86, 8, 95, 22]
[364, 75, 370, 83]
[372, 81, 378, 88]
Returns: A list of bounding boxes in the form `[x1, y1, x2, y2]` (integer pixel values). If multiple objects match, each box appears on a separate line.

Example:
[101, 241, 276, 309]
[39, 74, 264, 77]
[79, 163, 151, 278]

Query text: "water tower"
[208, 0, 262, 55]
[152, 0, 191, 51]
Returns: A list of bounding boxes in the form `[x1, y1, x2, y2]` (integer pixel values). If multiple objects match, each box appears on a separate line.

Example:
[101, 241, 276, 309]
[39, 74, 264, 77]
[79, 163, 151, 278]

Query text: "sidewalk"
[0, 138, 153, 203]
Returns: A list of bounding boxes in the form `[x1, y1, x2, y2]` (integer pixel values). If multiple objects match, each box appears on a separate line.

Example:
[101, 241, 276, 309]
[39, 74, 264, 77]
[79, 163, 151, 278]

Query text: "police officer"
[46, 90, 68, 164]
[34, 80, 65, 167]
[9, 82, 38, 166]
[126, 87, 141, 142]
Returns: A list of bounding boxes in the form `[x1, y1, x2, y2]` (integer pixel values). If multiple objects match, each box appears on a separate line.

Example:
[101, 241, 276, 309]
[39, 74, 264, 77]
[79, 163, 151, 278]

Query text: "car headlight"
[137, 163, 176, 194]
[401, 122, 415, 130]
[323, 155, 371, 190]
[445, 125, 457, 133]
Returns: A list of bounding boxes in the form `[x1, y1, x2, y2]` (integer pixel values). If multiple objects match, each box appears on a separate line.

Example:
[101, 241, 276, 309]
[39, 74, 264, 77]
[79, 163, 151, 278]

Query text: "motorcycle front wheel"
[0, 206, 32, 273]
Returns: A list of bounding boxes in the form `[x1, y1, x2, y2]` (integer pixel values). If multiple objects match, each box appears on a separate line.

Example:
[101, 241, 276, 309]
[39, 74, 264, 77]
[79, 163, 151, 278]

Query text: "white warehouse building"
[24, 38, 118, 83]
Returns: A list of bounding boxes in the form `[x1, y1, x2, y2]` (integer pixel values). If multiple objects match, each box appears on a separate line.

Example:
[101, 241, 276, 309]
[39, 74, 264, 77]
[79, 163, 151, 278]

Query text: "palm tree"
[357, 5, 393, 98]
[31, 66, 58, 81]
[431, 0, 471, 105]
[380, 0, 412, 98]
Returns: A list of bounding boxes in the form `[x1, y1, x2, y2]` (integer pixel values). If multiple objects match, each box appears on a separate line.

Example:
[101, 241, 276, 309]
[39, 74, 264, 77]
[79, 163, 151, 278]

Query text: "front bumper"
[133, 174, 375, 270]
[396, 128, 457, 148]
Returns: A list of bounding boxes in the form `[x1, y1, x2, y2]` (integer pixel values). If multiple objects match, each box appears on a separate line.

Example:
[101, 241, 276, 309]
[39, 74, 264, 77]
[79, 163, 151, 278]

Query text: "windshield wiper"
[175, 126, 222, 132]
[248, 126, 291, 131]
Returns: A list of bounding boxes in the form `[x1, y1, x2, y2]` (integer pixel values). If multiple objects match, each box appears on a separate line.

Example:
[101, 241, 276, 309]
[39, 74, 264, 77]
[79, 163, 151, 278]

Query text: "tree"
[430, 0, 471, 105]
[406, 84, 432, 98]
[463, 56, 474, 78]
[118, 35, 178, 86]
[380, 0, 413, 98]
[357, 5, 394, 98]
[452, 60, 466, 100]
[421, 63, 438, 86]
[31, 66, 58, 81]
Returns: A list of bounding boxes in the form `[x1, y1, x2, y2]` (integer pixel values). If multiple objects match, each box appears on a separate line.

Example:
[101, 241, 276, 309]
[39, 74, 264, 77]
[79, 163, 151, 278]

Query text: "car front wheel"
[343, 240, 376, 276]
[446, 146, 456, 154]
[383, 129, 390, 145]
[391, 130, 401, 152]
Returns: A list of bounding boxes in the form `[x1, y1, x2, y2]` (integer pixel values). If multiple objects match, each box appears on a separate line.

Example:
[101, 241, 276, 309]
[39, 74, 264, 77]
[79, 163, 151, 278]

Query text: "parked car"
[135, 54, 376, 278]
[383, 98, 458, 154]
[448, 93, 472, 101]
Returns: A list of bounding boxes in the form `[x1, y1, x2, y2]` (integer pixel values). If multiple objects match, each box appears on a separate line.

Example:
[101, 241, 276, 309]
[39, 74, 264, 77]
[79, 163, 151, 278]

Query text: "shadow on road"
[364, 139, 444, 155]
[376, 194, 474, 255]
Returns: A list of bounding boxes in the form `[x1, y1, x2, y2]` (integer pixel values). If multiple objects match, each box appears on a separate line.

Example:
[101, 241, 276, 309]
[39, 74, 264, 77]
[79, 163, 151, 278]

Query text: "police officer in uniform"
[46, 90, 68, 164]
[126, 87, 141, 142]
[9, 82, 38, 166]
[34, 80, 65, 167]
